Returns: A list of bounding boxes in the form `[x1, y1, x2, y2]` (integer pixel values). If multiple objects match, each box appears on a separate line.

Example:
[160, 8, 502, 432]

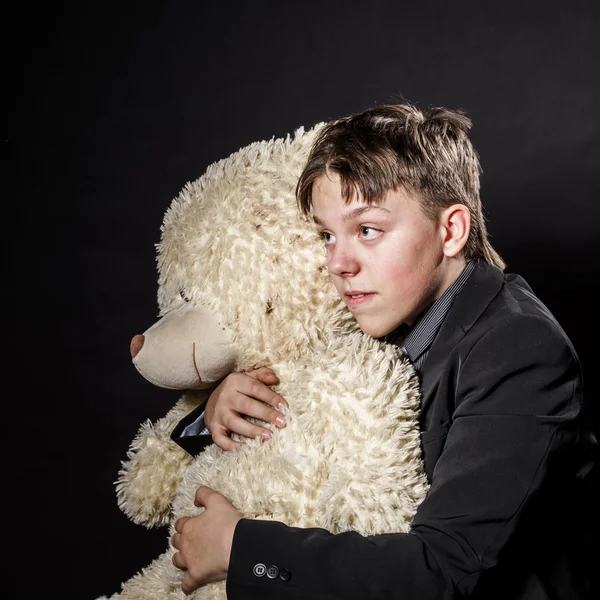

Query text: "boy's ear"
[440, 204, 470, 258]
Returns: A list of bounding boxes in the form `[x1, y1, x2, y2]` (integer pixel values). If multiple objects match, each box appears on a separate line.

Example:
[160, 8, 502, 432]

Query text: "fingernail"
[276, 416, 286, 428]
[261, 431, 272, 441]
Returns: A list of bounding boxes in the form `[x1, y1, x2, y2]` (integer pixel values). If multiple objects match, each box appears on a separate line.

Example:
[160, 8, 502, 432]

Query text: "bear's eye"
[180, 290, 190, 302]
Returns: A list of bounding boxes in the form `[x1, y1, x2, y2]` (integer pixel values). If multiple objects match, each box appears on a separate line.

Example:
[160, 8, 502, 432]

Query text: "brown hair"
[297, 103, 505, 269]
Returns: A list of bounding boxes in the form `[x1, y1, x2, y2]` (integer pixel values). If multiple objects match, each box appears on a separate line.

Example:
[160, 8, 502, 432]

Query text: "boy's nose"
[328, 244, 359, 277]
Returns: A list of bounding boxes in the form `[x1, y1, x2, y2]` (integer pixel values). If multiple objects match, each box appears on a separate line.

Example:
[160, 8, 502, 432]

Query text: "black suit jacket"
[174, 260, 598, 599]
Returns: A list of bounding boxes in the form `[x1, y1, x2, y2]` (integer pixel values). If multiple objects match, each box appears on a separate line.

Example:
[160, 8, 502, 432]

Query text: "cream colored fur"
[101, 125, 429, 600]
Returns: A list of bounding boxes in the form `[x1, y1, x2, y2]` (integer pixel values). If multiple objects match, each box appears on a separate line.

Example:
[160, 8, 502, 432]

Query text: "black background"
[12, 1, 599, 598]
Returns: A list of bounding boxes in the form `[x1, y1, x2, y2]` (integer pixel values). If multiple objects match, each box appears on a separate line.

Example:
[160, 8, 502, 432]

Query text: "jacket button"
[279, 568, 292, 581]
[253, 563, 266, 577]
[266, 565, 279, 579]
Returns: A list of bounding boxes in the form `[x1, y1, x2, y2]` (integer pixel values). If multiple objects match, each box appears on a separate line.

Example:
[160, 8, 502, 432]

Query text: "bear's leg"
[97, 551, 181, 600]
[97, 549, 228, 600]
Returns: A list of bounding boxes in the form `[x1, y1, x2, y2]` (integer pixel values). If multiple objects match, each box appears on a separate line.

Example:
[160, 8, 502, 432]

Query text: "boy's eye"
[321, 231, 336, 245]
[360, 226, 380, 240]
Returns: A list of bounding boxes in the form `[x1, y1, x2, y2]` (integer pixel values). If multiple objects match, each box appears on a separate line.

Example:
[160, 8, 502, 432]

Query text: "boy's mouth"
[345, 291, 375, 307]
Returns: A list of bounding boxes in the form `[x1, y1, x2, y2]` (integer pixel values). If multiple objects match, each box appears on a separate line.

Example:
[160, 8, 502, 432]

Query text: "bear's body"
[101, 125, 428, 600]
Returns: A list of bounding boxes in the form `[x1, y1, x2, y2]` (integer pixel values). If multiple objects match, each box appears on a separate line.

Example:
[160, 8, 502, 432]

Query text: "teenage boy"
[169, 104, 597, 599]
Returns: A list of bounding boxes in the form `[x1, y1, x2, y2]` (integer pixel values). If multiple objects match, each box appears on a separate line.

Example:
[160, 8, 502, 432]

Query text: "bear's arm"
[115, 389, 209, 527]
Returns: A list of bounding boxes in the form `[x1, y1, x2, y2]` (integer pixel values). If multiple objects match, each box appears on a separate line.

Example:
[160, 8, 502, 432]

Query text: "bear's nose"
[130, 334, 145, 358]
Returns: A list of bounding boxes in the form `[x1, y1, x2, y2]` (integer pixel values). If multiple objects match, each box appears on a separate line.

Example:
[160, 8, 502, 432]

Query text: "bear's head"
[130, 124, 358, 390]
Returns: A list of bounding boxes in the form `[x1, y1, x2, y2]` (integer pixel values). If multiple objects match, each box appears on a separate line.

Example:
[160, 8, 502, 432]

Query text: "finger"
[171, 532, 181, 550]
[239, 373, 289, 410]
[212, 427, 244, 451]
[245, 366, 280, 384]
[229, 385, 287, 427]
[172, 550, 186, 570]
[223, 413, 274, 441]
[181, 572, 198, 596]
[194, 485, 219, 508]
[174, 516, 190, 533]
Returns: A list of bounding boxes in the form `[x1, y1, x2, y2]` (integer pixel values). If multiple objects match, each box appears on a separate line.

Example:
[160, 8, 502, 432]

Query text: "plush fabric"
[100, 125, 428, 600]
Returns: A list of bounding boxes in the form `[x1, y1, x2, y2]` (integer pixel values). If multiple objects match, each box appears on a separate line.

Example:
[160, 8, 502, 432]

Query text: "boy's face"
[311, 173, 459, 338]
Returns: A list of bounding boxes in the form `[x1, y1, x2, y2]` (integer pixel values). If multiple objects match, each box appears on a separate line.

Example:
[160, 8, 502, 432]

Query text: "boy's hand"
[171, 486, 242, 594]
[205, 367, 288, 450]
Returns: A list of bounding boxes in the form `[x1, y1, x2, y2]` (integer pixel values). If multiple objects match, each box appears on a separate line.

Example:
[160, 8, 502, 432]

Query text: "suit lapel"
[418, 260, 505, 416]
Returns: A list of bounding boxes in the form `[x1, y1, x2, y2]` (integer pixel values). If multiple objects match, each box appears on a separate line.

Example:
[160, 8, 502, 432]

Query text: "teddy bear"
[98, 124, 429, 600]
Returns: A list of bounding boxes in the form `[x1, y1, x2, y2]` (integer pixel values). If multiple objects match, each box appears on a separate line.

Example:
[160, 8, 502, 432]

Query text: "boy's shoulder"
[418, 260, 584, 422]
[466, 265, 579, 365]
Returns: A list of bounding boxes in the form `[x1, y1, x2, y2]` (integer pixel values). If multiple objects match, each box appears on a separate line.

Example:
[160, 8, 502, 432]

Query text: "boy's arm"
[170, 402, 214, 455]
[225, 316, 594, 599]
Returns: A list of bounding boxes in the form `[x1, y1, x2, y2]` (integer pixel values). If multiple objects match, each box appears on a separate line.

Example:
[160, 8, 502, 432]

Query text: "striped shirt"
[182, 260, 476, 437]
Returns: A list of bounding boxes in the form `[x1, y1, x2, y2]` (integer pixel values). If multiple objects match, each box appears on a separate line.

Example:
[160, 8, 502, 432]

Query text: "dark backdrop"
[13, 1, 598, 598]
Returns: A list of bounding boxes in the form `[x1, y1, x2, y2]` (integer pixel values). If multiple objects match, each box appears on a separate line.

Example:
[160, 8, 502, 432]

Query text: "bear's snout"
[130, 334, 145, 358]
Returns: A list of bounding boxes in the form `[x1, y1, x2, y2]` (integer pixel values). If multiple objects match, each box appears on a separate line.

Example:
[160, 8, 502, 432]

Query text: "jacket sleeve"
[171, 404, 213, 456]
[226, 315, 588, 600]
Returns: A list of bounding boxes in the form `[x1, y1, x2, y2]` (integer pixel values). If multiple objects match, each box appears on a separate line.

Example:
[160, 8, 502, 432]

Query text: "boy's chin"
[355, 318, 398, 340]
